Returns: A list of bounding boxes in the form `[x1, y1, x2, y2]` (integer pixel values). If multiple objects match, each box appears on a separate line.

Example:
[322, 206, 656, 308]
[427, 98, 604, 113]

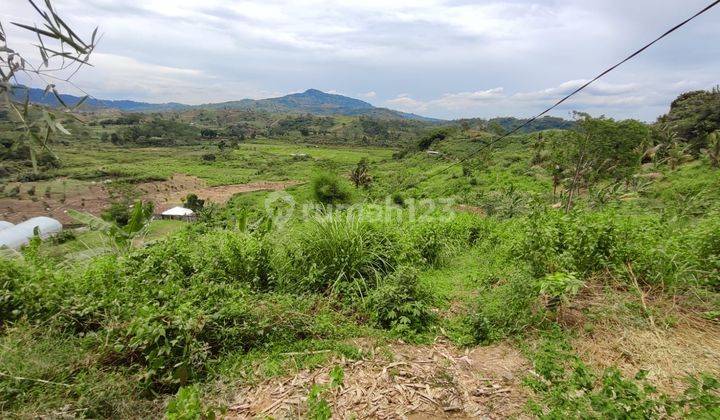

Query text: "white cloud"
[3, 0, 718, 119]
[359, 91, 377, 99]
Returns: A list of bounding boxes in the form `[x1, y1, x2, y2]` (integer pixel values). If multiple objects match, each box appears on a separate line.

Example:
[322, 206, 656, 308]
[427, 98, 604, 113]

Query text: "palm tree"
[350, 158, 372, 188]
[666, 142, 692, 170]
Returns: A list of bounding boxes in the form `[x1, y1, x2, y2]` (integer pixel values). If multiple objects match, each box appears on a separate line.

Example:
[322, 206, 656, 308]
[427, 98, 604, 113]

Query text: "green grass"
[52, 140, 394, 187]
[3, 122, 720, 418]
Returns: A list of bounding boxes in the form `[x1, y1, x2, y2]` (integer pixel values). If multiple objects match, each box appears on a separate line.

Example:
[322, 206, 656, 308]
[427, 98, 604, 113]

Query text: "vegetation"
[1, 41, 720, 417]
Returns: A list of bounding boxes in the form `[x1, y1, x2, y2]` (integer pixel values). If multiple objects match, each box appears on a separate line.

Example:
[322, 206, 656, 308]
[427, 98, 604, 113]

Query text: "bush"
[311, 172, 352, 205]
[519, 209, 683, 287]
[366, 267, 434, 335]
[166, 385, 215, 419]
[695, 217, 720, 290]
[472, 272, 542, 343]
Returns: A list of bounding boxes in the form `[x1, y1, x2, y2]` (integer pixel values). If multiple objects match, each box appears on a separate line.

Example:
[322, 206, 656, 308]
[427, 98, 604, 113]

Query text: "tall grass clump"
[279, 214, 409, 298]
[311, 172, 353, 205]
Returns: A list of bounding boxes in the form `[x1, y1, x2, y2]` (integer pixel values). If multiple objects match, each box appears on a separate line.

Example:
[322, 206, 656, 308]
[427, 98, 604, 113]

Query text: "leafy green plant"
[538, 272, 583, 311]
[366, 266, 434, 335]
[350, 157, 372, 188]
[1, 0, 99, 173]
[165, 385, 216, 420]
[306, 365, 344, 420]
[69, 201, 154, 252]
[526, 329, 720, 419]
[471, 272, 543, 344]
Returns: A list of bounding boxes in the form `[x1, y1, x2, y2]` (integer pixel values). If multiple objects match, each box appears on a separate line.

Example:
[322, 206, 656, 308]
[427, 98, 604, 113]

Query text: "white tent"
[0, 216, 63, 250]
[0, 221, 14, 232]
[160, 207, 195, 220]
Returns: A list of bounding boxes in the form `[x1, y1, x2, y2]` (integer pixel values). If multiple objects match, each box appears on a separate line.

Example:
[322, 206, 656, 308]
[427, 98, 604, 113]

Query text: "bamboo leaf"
[72, 94, 89, 110]
[52, 88, 68, 108]
[55, 121, 70, 135]
[11, 22, 56, 39]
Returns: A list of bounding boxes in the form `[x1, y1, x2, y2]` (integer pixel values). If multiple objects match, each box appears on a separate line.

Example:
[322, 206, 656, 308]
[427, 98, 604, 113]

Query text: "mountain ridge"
[11, 86, 440, 122]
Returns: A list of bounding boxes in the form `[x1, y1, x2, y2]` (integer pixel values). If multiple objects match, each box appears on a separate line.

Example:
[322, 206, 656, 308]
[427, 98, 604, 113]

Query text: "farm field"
[0, 140, 393, 224]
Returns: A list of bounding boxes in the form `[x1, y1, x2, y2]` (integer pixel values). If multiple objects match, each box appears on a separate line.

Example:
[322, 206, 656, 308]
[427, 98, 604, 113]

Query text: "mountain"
[12, 86, 439, 122]
[11, 85, 187, 112]
[203, 89, 438, 122]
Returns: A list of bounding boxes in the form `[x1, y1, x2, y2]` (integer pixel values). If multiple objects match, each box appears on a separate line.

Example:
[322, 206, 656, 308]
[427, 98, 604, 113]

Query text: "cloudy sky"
[4, 0, 719, 120]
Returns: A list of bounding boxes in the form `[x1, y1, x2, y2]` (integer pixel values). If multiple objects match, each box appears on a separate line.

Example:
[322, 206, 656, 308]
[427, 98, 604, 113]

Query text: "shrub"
[695, 217, 720, 290]
[183, 193, 205, 212]
[519, 209, 684, 287]
[538, 272, 583, 311]
[366, 267, 434, 334]
[166, 385, 215, 419]
[471, 272, 542, 343]
[0, 260, 28, 325]
[102, 202, 132, 226]
[311, 172, 352, 205]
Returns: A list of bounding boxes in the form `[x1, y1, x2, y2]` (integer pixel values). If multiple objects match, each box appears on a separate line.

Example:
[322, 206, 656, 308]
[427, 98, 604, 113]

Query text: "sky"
[4, 0, 720, 121]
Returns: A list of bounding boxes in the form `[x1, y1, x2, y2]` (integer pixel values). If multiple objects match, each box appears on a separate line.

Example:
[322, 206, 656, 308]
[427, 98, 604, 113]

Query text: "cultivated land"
[1, 89, 720, 418]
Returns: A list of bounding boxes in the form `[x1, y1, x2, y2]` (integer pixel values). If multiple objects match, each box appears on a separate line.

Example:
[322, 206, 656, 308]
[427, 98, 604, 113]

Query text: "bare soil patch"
[226, 340, 530, 419]
[0, 181, 109, 224]
[0, 174, 300, 224]
[137, 174, 300, 212]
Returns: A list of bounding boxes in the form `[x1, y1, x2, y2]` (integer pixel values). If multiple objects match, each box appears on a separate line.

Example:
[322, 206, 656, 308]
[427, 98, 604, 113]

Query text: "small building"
[0, 217, 62, 250]
[426, 150, 443, 156]
[160, 206, 196, 221]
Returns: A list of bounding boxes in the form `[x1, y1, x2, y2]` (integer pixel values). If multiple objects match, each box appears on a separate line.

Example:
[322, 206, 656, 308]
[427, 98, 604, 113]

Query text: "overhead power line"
[399, 0, 720, 191]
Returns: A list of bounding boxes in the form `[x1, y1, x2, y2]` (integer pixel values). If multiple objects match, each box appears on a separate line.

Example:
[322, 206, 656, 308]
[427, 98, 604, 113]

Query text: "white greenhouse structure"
[0, 221, 14, 232]
[0, 217, 63, 250]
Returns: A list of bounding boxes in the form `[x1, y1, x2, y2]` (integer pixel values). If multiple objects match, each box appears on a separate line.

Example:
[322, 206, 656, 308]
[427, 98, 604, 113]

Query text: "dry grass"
[223, 340, 531, 419]
[563, 281, 720, 395]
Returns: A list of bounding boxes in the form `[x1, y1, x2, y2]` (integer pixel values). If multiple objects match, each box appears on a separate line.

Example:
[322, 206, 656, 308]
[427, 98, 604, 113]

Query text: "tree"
[201, 128, 218, 138]
[183, 193, 205, 212]
[350, 158, 372, 189]
[1, 0, 99, 173]
[658, 87, 720, 153]
[417, 128, 449, 150]
[548, 113, 649, 210]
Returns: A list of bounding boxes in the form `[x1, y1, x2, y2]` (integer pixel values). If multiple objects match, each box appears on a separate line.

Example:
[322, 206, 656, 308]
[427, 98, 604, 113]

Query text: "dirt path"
[226, 340, 530, 419]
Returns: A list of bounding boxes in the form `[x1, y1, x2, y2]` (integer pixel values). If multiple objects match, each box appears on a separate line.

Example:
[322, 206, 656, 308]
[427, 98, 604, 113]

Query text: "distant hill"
[12, 86, 439, 122]
[202, 89, 439, 122]
[11, 85, 187, 112]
